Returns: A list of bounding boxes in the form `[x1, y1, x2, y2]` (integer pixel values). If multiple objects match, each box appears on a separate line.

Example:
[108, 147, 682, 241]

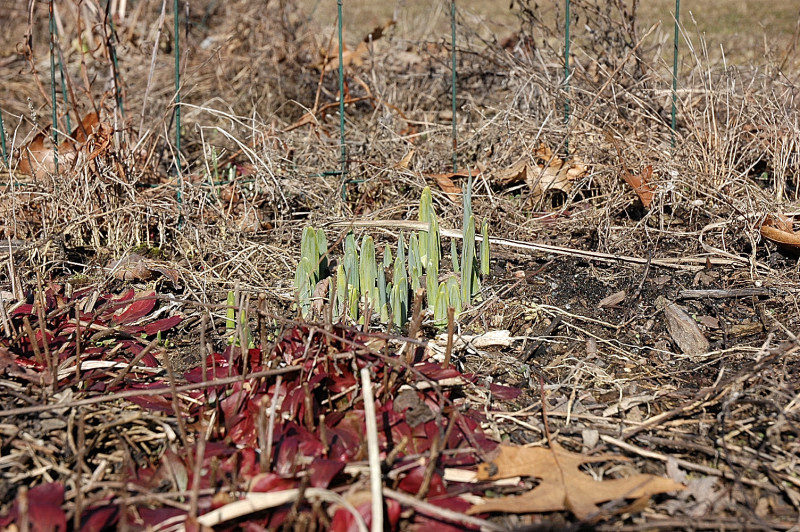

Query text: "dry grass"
[1, 0, 800, 529]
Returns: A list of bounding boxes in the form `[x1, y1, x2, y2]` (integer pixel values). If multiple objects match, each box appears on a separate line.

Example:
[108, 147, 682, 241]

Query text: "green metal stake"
[53, 24, 71, 135]
[174, 0, 182, 204]
[105, 1, 125, 116]
[671, 0, 680, 148]
[337, 0, 348, 200]
[450, 0, 458, 172]
[48, 0, 59, 173]
[563, 0, 570, 156]
[0, 108, 7, 166]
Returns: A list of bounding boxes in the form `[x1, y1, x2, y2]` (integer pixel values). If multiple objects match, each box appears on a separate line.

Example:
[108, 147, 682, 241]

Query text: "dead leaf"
[108, 253, 181, 288]
[728, 322, 764, 338]
[621, 165, 655, 208]
[697, 315, 720, 329]
[322, 41, 369, 71]
[492, 144, 587, 202]
[760, 213, 800, 248]
[70, 111, 100, 144]
[318, 20, 394, 72]
[468, 442, 684, 520]
[598, 290, 626, 308]
[431, 173, 460, 195]
[527, 161, 582, 201]
[361, 20, 395, 43]
[17, 132, 72, 181]
[284, 97, 371, 133]
[311, 277, 330, 318]
[17, 112, 101, 181]
[394, 149, 415, 170]
[494, 157, 528, 186]
[425, 170, 480, 200]
[604, 131, 656, 207]
[656, 296, 709, 356]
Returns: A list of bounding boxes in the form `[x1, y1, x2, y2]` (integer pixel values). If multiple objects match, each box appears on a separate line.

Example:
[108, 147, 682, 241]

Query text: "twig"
[72, 410, 85, 531]
[0, 366, 302, 418]
[360, 366, 383, 532]
[196, 488, 368, 531]
[406, 287, 425, 366]
[161, 345, 190, 451]
[417, 410, 457, 499]
[22, 316, 43, 365]
[265, 375, 282, 472]
[107, 337, 159, 389]
[678, 288, 773, 299]
[189, 431, 207, 520]
[600, 434, 780, 493]
[74, 313, 82, 384]
[327, 220, 714, 270]
[35, 272, 55, 394]
[383, 488, 506, 532]
[200, 312, 207, 389]
[443, 307, 455, 369]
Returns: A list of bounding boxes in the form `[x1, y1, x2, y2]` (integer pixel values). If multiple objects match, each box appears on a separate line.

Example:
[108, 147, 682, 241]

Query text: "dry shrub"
[0, 0, 796, 287]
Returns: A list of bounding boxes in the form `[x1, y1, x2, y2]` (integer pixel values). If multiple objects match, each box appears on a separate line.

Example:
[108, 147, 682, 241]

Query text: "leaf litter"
[469, 442, 683, 520]
[1, 0, 800, 530]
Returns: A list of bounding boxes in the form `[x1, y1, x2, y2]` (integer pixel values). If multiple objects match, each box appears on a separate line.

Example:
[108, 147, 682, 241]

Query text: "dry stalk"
[360, 366, 383, 532]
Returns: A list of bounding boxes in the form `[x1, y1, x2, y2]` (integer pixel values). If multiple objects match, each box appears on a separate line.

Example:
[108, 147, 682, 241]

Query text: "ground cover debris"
[1, 0, 800, 530]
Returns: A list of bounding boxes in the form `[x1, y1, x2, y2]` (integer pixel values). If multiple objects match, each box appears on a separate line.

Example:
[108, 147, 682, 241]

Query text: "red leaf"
[414, 362, 462, 380]
[144, 315, 182, 335]
[397, 466, 446, 497]
[121, 340, 160, 367]
[184, 360, 229, 382]
[250, 473, 297, 493]
[327, 369, 358, 393]
[229, 412, 257, 446]
[488, 382, 522, 400]
[331, 499, 401, 532]
[327, 423, 362, 462]
[126, 385, 172, 413]
[4, 483, 68, 532]
[621, 165, 655, 207]
[238, 448, 260, 479]
[11, 303, 34, 316]
[135, 507, 186, 528]
[112, 290, 156, 325]
[308, 458, 345, 488]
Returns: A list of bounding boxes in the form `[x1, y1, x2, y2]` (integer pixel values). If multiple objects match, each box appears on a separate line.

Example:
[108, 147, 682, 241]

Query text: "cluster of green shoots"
[295, 179, 489, 330]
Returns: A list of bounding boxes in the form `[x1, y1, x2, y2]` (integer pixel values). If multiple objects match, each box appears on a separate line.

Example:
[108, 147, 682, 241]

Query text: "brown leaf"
[656, 296, 709, 356]
[110, 254, 153, 281]
[621, 165, 655, 208]
[431, 173, 460, 195]
[760, 213, 800, 248]
[492, 145, 588, 202]
[361, 19, 396, 43]
[17, 132, 55, 180]
[17, 113, 101, 181]
[493, 157, 528, 186]
[598, 290, 626, 308]
[319, 41, 368, 71]
[394, 149, 415, 170]
[109, 253, 181, 287]
[527, 161, 576, 199]
[68, 111, 100, 145]
[425, 170, 480, 200]
[319, 20, 394, 72]
[468, 442, 684, 520]
[311, 277, 330, 319]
